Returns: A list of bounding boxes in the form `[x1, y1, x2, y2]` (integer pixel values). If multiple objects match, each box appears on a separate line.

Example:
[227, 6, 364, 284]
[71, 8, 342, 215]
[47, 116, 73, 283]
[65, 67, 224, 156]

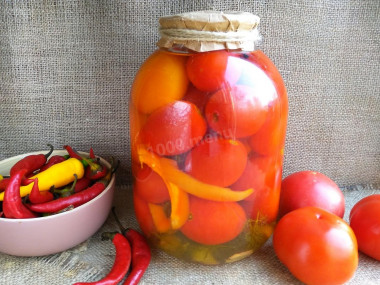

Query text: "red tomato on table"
[273, 207, 358, 285]
[278, 171, 345, 219]
[350, 194, 380, 261]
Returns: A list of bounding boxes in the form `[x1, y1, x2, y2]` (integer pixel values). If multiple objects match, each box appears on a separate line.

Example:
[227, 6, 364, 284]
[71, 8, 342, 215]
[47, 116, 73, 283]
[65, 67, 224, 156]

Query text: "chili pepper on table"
[0, 157, 84, 201]
[112, 208, 151, 285]
[39, 155, 66, 172]
[73, 232, 131, 285]
[10, 144, 54, 177]
[27, 180, 106, 213]
[28, 178, 54, 204]
[3, 169, 37, 219]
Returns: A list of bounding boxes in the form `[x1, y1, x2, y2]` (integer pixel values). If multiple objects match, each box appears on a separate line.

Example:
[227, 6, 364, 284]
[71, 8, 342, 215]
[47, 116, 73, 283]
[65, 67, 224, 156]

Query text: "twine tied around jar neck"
[157, 11, 261, 52]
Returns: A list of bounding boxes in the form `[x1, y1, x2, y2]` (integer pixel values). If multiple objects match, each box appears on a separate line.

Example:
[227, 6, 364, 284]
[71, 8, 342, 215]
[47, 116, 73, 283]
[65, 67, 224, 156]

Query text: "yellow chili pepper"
[0, 158, 84, 201]
[138, 146, 253, 202]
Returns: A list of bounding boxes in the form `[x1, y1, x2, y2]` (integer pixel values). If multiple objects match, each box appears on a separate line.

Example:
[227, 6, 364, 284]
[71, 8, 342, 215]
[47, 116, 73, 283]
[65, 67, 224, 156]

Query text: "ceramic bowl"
[0, 150, 115, 256]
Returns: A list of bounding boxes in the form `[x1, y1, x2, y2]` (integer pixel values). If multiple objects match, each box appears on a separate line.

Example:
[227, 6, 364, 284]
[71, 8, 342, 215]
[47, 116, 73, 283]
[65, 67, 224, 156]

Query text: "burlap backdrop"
[0, 1, 379, 187]
[0, 2, 379, 284]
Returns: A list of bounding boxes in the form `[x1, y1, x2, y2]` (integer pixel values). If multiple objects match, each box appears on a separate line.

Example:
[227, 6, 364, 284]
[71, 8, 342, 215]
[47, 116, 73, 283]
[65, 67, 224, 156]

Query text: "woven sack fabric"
[0, 1, 379, 186]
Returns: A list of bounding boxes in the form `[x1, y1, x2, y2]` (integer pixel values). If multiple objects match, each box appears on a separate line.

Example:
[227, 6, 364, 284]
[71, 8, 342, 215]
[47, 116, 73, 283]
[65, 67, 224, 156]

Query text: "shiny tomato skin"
[205, 85, 269, 138]
[134, 164, 170, 204]
[139, 101, 207, 156]
[184, 137, 247, 187]
[133, 193, 155, 237]
[278, 171, 345, 219]
[273, 207, 358, 285]
[181, 196, 247, 245]
[349, 194, 380, 260]
[186, 50, 242, 92]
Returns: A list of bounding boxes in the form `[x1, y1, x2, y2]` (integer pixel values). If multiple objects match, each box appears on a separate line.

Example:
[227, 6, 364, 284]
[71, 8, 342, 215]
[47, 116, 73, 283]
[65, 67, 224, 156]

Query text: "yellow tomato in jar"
[131, 50, 189, 114]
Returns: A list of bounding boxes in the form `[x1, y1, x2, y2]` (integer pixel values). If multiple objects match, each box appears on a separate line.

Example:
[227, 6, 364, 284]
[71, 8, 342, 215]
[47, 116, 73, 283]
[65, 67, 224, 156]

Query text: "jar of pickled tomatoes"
[129, 11, 288, 265]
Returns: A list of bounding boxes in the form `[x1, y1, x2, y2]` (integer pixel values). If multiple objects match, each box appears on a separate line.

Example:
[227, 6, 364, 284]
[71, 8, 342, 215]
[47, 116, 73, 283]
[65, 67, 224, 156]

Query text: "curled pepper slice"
[137, 146, 253, 202]
[148, 203, 172, 233]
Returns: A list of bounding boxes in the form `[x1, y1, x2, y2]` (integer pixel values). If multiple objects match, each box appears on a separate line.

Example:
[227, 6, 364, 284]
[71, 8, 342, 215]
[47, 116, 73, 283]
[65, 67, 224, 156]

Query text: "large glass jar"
[129, 11, 288, 264]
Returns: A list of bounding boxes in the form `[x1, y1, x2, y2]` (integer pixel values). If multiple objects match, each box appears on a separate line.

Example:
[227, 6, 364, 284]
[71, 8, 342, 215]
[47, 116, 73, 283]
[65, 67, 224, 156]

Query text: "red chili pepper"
[63, 145, 83, 160]
[0, 177, 10, 192]
[74, 177, 91, 193]
[112, 208, 151, 285]
[28, 178, 54, 204]
[73, 232, 131, 285]
[39, 155, 66, 172]
[3, 169, 37, 219]
[85, 160, 108, 180]
[10, 144, 54, 177]
[89, 147, 96, 159]
[27, 181, 106, 213]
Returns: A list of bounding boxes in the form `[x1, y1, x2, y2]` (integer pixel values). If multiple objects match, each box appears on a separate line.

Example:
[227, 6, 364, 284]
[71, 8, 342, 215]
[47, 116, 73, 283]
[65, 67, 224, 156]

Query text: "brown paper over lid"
[157, 11, 261, 52]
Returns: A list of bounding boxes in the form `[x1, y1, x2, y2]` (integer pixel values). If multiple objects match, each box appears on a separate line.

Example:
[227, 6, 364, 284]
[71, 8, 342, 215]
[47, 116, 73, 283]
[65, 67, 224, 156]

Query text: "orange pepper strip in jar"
[137, 147, 254, 202]
[148, 203, 172, 233]
[137, 146, 189, 231]
[166, 182, 190, 230]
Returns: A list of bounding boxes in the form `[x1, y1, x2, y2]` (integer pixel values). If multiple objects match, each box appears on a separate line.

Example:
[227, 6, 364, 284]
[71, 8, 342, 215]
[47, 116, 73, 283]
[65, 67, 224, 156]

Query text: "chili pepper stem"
[111, 207, 128, 234]
[45, 144, 54, 159]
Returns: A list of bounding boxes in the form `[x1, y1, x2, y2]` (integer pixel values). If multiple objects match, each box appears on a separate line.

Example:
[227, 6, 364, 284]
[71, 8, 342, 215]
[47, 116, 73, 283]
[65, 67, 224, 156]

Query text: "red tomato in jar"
[278, 171, 345, 219]
[231, 154, 277, 200]
[273, 207, 358, 285]
[235, 51, 288, 155]
[134, 164, 170, 204]
[231, 153, 282, 223]
[181, 196, 247, 245]
[248, 99, 287, 156]
[133, 194, 156, 237]
[205, 85, 269, 138]
[183, 85, 211, 113]
[186, 50, 242, 92]
[139, 101, 207, 156]
[184, 137, 247, 187]
[349, 194, 380, 261]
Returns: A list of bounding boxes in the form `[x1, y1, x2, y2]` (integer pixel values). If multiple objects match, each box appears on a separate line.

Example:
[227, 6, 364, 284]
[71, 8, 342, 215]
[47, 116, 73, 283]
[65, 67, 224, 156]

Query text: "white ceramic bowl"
[0, 150, 115, 256]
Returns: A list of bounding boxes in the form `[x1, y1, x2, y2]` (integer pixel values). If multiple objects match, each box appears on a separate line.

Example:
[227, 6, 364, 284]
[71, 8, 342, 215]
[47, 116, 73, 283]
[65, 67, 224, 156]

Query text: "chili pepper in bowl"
[0, 157, 84, 201]
[10, 144, 54, 177]
[64, 145, 108, 180]
[73, 232, 131, 285]
[39, 155, 66, 172]
[3, 169, 37, 219]
[85, 158, 108, 180]
[74, 177, 92, 193]
[27, 180, 106, 213]
[0, 177, 10, 192]
[112, 207, 151, 285]
[63, 145, 83, 160]
[28, 178, 54, 204]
